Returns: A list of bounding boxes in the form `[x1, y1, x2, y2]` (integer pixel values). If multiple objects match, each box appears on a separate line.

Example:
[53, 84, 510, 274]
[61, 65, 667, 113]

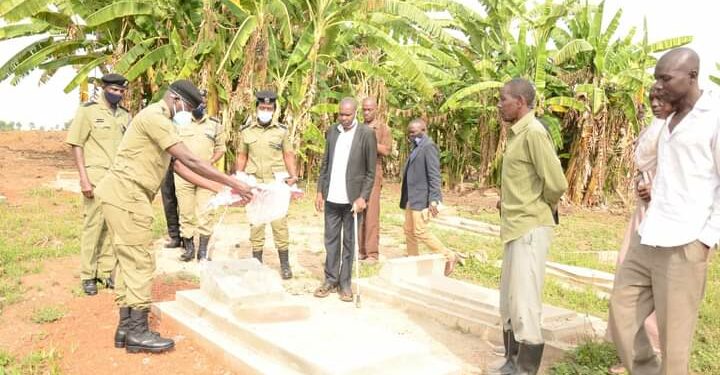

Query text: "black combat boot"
[488, 329, 518, 374]
[98, 276, 114, 290]
[514, 343, 544, 375]
[278, 250, 293, 279]
[125, 309, 174, 354]
[179, 237, 195, 262]
[197, 235, 210, 261]
[164, 236, 182, 248]
[252, 250, 263, 263]
[114, 307, 131, 348]
[82, 279, 97, 296]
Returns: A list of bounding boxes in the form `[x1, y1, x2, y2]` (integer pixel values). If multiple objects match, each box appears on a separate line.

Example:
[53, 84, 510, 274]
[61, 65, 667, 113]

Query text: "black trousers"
[160, 164, 180, 239]
[323, 201, 362, 293]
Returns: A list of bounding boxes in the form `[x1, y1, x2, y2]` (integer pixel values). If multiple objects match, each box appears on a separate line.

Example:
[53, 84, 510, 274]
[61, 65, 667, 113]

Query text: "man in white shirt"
[314, 98, 377, 302]
[609, 47, 718, 375]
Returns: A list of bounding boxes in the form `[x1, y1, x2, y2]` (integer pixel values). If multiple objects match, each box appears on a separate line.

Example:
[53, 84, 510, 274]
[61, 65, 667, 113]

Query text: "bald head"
[498, 78, 535, 123]
[407, 118, 427, 145]
[653, 47, 701, 107]
[338, 97, 358, 129]
[408, 118, 427, 132]
[362, 97, 378, 124]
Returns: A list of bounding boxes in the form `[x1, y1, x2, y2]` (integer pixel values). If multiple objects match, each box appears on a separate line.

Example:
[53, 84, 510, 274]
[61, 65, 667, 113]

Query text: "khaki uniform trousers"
[101, 203, 155, 309]
[499, 226, 553, 344]
[251, 217, 289, 251]
[80, 195, 115, 280]
[403, 208, 452, 260]
[359, 164, 382, 259]
[609, 234, 710, 375]
[174, 176, 215, 238]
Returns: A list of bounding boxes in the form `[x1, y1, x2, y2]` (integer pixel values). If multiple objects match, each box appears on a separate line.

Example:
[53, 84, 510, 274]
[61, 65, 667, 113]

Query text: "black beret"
[101, 73, 128, 88]
[255, 90, 277, 104]
[170, 79, 204, 108]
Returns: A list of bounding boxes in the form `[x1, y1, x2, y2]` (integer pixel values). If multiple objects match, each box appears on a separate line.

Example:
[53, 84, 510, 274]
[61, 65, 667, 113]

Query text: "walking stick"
[353, 208, 362, 308]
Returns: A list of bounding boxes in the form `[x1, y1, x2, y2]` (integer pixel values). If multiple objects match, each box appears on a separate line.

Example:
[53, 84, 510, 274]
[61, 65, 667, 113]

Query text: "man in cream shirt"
[609, 48, 719, 375]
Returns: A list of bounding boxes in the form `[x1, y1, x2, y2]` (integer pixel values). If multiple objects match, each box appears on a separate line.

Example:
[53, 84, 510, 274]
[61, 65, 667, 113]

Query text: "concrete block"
[231, 300, 311, 323]
[378, 254, 446, 282]
[200, 259, 286, 305]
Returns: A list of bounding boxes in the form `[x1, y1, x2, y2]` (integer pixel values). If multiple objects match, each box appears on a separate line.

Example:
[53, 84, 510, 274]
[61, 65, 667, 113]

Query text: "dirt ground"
[0, 131, 74, 203]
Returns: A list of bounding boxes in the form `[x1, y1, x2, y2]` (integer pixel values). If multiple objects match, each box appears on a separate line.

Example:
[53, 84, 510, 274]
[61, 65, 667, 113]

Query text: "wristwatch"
[430, 201, 438, 207]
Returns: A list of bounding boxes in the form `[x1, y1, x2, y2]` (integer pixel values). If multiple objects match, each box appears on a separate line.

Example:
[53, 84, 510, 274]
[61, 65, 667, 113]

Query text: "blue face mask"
[104, 91, 123, 105]
[192, 105, 206, 120]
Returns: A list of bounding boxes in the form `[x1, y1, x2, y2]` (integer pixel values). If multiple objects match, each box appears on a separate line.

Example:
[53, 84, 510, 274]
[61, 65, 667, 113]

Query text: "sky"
[0, 0, 717, 129]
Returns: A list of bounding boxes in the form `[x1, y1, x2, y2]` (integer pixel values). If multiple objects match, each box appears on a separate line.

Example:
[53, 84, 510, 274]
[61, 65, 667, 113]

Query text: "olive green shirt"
[95, 100, 181, 216]
[65, 94, 131, 184]
[177, 115, 226, 162]
[238, 120, 293, 181]
[500, 111, 567, 243]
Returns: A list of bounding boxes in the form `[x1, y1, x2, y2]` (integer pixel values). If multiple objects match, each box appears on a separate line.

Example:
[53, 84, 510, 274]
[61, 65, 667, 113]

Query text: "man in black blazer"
[400, 118, 457, 276]
[314, 97, 377, 302]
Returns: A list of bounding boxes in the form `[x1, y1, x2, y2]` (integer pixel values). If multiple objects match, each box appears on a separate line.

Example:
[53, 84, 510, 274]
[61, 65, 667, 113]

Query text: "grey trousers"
[499, 226, 553, 344]
[323, 201, 361, 293]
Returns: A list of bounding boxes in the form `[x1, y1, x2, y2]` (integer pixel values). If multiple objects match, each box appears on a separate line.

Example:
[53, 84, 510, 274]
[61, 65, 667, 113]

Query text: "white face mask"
[257, 110, 273, 124]
[172, 99, 192, 127]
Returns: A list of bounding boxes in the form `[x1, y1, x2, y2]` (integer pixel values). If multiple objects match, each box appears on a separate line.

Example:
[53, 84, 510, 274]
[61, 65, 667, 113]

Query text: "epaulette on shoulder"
[209, 116, 220, 123]
[82, 100, 98, 107]
[118, 105, 129, 113]
[277, 123, 288, 130]
[240, 122, 253, 131]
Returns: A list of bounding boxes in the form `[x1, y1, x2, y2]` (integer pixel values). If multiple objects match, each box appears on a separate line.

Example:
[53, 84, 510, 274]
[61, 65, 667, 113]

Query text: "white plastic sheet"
[206, 172, 302, 225]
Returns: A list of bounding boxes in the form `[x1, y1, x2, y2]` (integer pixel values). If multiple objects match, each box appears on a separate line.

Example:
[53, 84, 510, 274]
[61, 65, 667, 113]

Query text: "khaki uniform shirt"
[177, 115, 226, 162]
[95, 100, 181, 216]
[65, 95, 131, 184]
[238, 120, 293, 181]
[500, 111, 568, 243]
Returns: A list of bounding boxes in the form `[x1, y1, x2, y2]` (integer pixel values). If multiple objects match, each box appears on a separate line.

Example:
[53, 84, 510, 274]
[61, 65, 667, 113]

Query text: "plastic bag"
[206, 172, 302, 225]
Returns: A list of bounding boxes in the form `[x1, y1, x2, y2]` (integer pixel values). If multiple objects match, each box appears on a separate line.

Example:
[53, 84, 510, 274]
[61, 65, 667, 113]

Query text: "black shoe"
[488, 330, 518, 375]
[514, 343, 544, 375]
[164, 237, 182, 248]
[252, 250, 263, 264]
[179, 237, 195, 262]
[98, 277, 115, 290]
[125, 309, 174, 353]
[278, 250, 293, 279]
[82, 279, 97, 296]
[114, 307, 131, 348]
[197, 235, 210, 261]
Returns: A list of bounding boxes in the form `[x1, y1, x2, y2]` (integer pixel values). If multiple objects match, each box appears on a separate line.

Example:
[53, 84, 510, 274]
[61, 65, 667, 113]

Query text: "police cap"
[255, 90, 277, 105]
[101, 73, 129, 88]
[170, 79, 204, 108]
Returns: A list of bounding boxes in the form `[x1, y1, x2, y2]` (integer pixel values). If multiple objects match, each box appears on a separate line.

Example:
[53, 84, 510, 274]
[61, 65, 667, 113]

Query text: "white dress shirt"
[639, 92, 720, 247]
[326, 121, 358, 204]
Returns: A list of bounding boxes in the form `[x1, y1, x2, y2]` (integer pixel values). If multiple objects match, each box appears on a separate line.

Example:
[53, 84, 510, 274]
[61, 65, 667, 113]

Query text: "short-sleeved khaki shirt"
[177, 116, 226, 162]
[65, 94, 131, 184]
[95, 100, 181, 215]
[238, 120, 292, 180]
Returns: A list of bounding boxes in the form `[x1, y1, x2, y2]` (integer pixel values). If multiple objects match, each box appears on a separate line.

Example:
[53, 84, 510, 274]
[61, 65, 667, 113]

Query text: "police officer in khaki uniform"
[235, 90, 298, 279]
[175, 98, 226, 262]
[65, 73, 131, 296]
[95, 80, 253, 354]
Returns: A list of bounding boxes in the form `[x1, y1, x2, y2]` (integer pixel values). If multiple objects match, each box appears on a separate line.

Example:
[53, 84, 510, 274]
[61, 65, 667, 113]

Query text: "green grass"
[549, 341, 619, 375]
[0, 189, 81, 312]
[0, 348, 62, 375]
[30, 306, 66, 324]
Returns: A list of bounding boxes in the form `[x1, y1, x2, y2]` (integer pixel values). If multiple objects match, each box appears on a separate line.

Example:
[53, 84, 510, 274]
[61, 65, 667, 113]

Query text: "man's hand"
[315, 192, 324, 212]
[353, 197, 367, 213]
[80, 179, 94, 199]
[229, 180, 253, 201]
[285, 176, 299, 186]
[637, 183, 652, 202]
[429, 202, 439, 217]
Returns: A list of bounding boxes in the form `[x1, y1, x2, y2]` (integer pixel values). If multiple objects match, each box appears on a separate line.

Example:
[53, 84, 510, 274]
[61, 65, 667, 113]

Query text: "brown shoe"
[444, 257, 457, 276]
[339, 291, 354, 302]
[313, 283, 337, 298]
